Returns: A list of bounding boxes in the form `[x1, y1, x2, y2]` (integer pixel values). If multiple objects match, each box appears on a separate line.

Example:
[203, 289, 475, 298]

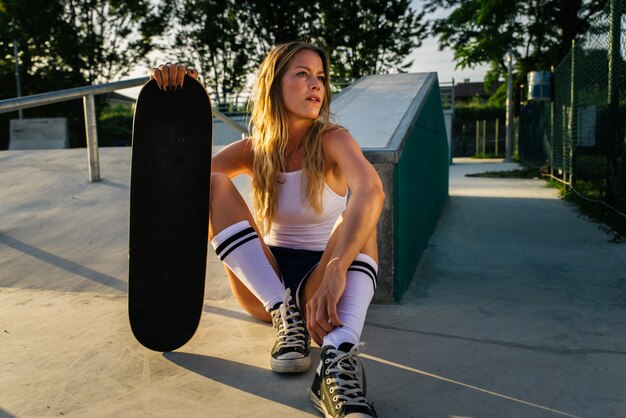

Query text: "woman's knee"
[361, 229, 378, 262]
[226, 271, 271, 323]
[211, 172, 233, 194]
[210, 173, 238, 205]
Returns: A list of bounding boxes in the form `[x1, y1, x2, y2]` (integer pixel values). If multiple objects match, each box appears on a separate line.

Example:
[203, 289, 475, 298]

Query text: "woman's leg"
[209, 173, 283, 323]
[301, 213, 378, 347]
[210, 173, 311, 373]
[305, 215, 379, 417]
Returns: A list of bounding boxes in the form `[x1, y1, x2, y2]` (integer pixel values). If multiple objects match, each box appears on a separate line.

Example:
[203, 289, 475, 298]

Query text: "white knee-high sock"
[211, 220, 284, 311]
[323, 253, 377, 348]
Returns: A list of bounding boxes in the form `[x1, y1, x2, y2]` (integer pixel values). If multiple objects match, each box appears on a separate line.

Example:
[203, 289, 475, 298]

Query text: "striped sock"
[211, 220, 284, 311]
[323, 253, 377, 348]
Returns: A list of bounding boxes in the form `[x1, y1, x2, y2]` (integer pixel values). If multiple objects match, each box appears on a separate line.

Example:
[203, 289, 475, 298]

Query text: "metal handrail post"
[0, 75, 251, 183]
[0, 77, 149, 114]
[83, 94, 100, 182]
[212, 108, 247, 135]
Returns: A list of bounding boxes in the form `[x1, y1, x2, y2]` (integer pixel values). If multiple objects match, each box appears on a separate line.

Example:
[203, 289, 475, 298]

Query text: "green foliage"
[0, 0, 164, 88]
[465, 164, 542, 177]
[60, 0, 167, 85]
[173, 0, 257, 107]
[452, 105, 506, 157]
[486, 83, 508, 107]
[170, 0, 427, 102]
[562, 179, 626, 241]
[0, 0, 165, 149]
[318, 0, 427, 78]
[471, 153, 505, 159]
[0, 0, 427, 149]
[243, 0, 318, 55]
[424, 0, 607, 98]
[98, 103, 133, 147]
[454, 103, 504, 116]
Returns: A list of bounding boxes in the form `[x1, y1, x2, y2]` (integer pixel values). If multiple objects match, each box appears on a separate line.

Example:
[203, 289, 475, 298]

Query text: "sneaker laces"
[272, 289, 307, 351]
[324, 342, 369, 409]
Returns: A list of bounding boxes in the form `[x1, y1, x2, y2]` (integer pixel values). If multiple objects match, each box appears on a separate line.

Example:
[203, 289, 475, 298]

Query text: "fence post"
[495, 118, 499, 156]
[514, 117, 519, 157]
[482, 120, 487, 156]
[475, 120, 479, 156]
[83, 94, 101, 183]
[550, 66, 555, 180]
[607, 0, 621, 206]
[567, 39, 576, 184]
[505, 49, 513, 161]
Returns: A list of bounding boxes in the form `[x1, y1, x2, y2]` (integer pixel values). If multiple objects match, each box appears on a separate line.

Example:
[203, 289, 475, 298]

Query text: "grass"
[465, 162, 543, 179]
[550, 179, 626, 242]
[471, 153, 505, 159]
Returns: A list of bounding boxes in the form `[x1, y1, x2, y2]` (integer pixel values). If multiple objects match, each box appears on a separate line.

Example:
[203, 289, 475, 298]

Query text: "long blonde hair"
[249, 42, 334, 235]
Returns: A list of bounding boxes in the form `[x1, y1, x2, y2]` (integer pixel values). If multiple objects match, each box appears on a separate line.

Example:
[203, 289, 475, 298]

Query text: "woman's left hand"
[150, 62, 199, 91]
[306, 260, 346, 345]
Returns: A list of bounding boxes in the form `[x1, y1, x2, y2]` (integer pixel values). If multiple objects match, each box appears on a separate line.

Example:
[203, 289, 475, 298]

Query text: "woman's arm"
[211, 138, 253, 178]
[306, 129, 385, 336]
[325, 129, 384, 272]
[149, 63, 252, 178]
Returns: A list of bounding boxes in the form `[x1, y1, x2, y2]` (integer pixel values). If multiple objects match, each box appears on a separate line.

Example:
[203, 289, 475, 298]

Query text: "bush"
[453, 104, 505, 157]
[98, 103, 134, 147]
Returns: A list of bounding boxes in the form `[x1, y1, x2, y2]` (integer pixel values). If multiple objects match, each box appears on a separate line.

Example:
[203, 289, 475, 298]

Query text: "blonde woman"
[151, 42, 384, 418]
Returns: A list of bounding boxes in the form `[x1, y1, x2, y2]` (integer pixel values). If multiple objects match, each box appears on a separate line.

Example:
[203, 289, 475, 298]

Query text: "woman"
[151, 42, 384, 418]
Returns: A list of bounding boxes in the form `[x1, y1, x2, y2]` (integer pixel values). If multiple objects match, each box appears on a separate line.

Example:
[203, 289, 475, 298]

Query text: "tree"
[0, 0, 165, 148]
[0, 0, 165, 90]
[173, 0, 256, 108]
[60, 0, 167, 85]
[243, 0, 318, 59]
[0, 0, 79, 97]
[423, 0, 607, 93]
[243, 0, 427, 80]
[318, 0, 427, 79]
[170, 0, 427, 104]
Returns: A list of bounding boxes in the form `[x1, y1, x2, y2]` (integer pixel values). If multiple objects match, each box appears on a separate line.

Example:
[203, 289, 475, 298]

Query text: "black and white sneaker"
[270, 289, 311, 373]
[309, 342, 377, 418]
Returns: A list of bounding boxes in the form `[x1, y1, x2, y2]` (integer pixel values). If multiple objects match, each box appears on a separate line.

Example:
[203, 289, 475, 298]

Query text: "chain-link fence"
[522, 0, 626, 213]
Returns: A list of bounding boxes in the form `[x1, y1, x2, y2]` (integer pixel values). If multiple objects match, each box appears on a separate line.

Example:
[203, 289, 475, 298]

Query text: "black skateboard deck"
[129, 76, 213, 352]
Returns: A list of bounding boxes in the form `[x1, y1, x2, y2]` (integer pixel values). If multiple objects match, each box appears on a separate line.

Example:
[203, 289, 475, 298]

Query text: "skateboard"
[129, 76, 213, 352]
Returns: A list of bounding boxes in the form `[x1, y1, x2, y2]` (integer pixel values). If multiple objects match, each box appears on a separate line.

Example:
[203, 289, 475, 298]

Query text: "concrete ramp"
[332, 73, 449, 302]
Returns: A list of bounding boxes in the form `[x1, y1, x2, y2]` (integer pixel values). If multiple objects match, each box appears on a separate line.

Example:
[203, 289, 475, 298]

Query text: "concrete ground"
[1, 149, 625, 418]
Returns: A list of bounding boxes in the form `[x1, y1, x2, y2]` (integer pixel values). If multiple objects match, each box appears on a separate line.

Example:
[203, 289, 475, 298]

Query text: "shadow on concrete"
[366, 321, 626, 356]
[164, 351, 318, 414]
[361, 352, 582, 418]
[98, 178, 129, 191]
[202, 304, 266, 326]
[0, 234, 127, 292]
[0, 153, 18, 164]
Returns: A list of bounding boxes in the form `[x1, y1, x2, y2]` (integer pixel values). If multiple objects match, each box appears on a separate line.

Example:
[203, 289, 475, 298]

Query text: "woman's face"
[280, 49, 326, 123]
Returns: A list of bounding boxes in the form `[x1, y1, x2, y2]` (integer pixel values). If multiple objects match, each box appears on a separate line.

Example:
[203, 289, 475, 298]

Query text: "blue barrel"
[527, 71, 551, 101]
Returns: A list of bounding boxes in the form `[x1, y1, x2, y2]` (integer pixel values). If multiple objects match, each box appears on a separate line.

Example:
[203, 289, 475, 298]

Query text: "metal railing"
[0, 76, 248, 182]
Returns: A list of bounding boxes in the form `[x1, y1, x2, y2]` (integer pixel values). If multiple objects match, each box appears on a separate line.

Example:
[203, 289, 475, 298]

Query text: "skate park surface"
[1, 148, 626, 417]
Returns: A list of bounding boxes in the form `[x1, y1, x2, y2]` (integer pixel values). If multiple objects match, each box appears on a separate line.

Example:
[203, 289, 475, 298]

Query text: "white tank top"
[264, 170, 347, 251]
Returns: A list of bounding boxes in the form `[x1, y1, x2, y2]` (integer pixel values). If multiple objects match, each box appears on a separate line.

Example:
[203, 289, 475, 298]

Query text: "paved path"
[1, 150, 625, 417]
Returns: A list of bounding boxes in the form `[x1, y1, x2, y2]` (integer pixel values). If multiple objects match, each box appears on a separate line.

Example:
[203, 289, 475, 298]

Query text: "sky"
[118, 1, 490, 98]
[404, 35, 490, 85]
[405, 0, 490, 85]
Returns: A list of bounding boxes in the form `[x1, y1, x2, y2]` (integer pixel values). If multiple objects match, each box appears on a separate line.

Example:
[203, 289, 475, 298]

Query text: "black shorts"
[268, 245, 324, 303]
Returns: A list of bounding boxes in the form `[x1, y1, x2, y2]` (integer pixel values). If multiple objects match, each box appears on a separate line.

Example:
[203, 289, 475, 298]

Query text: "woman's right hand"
[149, 63, 199, 91]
